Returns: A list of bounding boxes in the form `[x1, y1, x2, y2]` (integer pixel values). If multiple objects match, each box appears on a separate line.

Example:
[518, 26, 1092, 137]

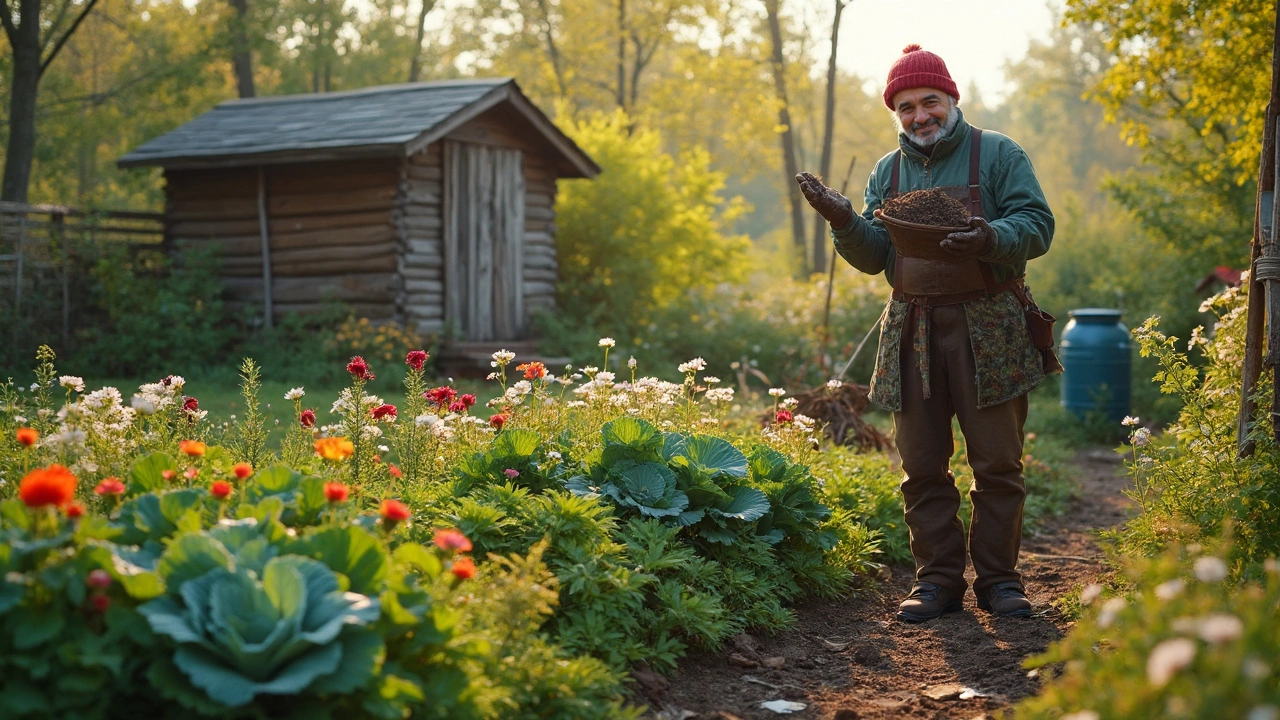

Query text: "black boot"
[896, 582, 964, 623]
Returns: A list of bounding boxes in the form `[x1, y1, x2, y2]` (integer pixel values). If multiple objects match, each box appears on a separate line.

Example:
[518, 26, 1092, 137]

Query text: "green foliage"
[1017, 546, 1280, 720]
[72, 243, 234, 378]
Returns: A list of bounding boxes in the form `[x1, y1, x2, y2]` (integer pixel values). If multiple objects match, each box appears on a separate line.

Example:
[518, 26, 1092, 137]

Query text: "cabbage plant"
[140, 533, 382, 707]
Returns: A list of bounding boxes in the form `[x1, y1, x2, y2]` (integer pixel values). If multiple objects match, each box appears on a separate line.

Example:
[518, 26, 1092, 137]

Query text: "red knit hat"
[883, 44, 959, 109]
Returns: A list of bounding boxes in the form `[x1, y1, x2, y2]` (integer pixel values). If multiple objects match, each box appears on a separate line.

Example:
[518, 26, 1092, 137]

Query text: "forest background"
[0, 0, 1269, 425]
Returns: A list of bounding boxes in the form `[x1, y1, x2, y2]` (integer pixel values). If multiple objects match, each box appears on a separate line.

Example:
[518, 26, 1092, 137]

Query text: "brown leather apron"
[887, 128, 993, 296]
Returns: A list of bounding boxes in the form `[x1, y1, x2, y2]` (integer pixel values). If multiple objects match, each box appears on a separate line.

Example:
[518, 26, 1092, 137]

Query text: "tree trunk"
[532, 0, 567, 96]
[1, 0, 42, 203]
[408, 0, 437, 82]
[229, 0, 256, 98]
[764, 0, 807, 273]
[616, 0, 626, 110]
[811, 0, 847, 274]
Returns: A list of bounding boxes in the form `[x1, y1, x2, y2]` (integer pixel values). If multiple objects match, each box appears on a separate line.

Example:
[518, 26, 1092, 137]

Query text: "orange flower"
[19, 465, 78, 508]
[179, 440, 206, 457]
[388, 463, 403, 478]
[232, 463, 253, 480]
[314, 437, 355, 462]
[433, 528, 473, 553]
[15, 427, 38, 447]
[210, 481, 233, 500]
[517, 361, 546, 380]
[161, 469, 177, 482]
[451, 557, 476, 580]
[324, 482, 349, 504]
[380, 499, 411, 523]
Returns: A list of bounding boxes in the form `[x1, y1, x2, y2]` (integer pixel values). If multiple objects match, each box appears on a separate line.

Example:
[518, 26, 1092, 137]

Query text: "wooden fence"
[0, 201, 164, 362]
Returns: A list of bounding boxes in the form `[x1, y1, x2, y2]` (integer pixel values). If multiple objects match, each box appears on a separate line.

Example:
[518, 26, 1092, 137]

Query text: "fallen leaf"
[762, 656, 786, 669]
[819, 637, 852, 651]
[958, 687, 989, 700]
[729, 653, 759, 668]
[760, 699, 807, 714]
[922, 682, 966, 700]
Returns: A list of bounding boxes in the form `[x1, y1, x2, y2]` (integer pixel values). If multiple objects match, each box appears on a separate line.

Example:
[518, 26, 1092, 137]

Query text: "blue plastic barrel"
[1060, 308, 1131, 421]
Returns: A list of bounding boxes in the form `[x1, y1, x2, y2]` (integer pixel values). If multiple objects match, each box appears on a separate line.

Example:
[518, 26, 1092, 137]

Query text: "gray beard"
[895, 102, 961, 149]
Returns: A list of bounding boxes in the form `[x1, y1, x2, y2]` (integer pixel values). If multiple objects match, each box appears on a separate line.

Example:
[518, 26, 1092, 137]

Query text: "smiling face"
[892, 87, 959, 148]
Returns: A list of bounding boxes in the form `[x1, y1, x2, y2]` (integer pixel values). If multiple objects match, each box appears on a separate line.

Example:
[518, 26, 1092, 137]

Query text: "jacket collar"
[898, 109, 970, 164]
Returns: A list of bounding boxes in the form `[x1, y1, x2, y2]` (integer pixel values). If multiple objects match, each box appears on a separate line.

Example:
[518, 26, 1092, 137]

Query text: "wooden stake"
[256, 166, 274, 330]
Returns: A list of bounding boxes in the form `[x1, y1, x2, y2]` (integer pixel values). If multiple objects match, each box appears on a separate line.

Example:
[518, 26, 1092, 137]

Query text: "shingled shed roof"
[117, 78, 600, 178]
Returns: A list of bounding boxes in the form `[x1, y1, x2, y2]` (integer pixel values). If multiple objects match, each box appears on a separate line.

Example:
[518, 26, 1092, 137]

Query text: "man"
[796, 44, 1055, 622]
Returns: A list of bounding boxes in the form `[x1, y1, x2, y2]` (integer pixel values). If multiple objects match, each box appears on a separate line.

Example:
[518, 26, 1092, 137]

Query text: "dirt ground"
[636, 449, 1133, 720]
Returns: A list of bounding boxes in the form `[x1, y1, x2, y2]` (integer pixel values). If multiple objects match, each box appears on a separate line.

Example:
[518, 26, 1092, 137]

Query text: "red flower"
[460, 394, 477, 409]
[232, 463, 253, 480]
[489, 413, 508, 430]
[424, 386, 458, 408]
[300, 409, 317, 428]
[448, 401, 465, 413]
[405, 350, 429, 372]
[94, 477, 126, 496]
[346, 356, 375, 381]
[19, 465, 77, 508]
[183, 396, 199, 413]
[517, 361, 546, 380]
[451, 557, 477, 580]
[388, 463, 403, 478]
[324, 482, 349, 504]
[90, 595, 111, 613]
[371, 404, 398, 421]
[65, 502, 86, 519]
[210, 481, 233, 500]
[775, 410, 794, 424]
[15, 427, 38, 446]
[87, 569, 112, 590]
[161, 469, 177, 482]
[433, 528, 473, 553]
[380, 499, 411, 523]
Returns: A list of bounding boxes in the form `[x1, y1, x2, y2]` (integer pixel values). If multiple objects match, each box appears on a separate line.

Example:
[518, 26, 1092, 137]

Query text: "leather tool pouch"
[1014, 285, 1062, 375]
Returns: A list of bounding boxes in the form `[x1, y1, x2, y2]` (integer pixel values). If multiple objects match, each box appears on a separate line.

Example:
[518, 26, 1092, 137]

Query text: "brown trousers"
[893, 304, 1028, 595]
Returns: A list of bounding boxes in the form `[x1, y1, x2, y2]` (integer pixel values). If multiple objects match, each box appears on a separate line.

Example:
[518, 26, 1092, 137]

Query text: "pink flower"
[94, 477, 126, 497]
[503, 468, 520, 479]
[433, 529, 473, 552]
[405, 350, 429, 372]
[87, 569, 112, 589]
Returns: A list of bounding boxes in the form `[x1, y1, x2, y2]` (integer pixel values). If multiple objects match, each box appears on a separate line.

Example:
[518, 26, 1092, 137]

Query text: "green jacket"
[832, 112, 1055, 411]
[831, 110, 1054, 284]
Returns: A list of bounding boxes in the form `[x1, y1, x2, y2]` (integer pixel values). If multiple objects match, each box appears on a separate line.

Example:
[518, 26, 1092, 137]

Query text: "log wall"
[165, 159, 400, 320]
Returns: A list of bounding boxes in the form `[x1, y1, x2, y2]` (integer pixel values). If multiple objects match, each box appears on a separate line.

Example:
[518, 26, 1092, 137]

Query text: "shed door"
[444, 141, 525, 341]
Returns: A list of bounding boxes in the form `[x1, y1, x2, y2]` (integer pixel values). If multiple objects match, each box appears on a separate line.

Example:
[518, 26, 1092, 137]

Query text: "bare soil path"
[639, 449, 1132, 720]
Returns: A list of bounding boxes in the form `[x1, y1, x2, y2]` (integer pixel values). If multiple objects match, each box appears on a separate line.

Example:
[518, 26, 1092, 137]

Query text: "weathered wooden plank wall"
[165, 159, 400, 319]
[396, 144, 445, 332]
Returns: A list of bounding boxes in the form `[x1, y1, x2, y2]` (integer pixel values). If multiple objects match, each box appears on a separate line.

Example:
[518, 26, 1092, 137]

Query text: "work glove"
[795, 172, 853, 229]
[942, 217, 995, 258]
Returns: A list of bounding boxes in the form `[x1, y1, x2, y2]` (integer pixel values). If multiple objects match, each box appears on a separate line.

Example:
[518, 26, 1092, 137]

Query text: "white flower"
[581, 366, 599, 375]
[1061, 712, 1100, 720]
[547, 451, 562, 460]
[702, 376, 720, 384]
[415, 414, 439, 427]
[513, 380, 532, 395]
[1197, 613, 1243, 644]
[131, 395, 156, 415]
[598, 337, 615, 348]
[595, 371, 616, 385]
[285, 387, 306, 400]
[1079, 583, 1104, 606]
[768, 387, 786, 397]
[1154, 578, 1184, 600]
[1243, 656, 1271, 681]
[781, 397, 799, 410]
[1194, 556, 1228, 583]
[1122, 415, 1140, 427]
[1097, 597, 1126, 628]
[12, 415, 25, 424]
[59, 376, 85, 392]
[1146, 637, 1196, 687]
[628, 357, 637, 369]
[28, 383, 38, 392]
[361, 425, 383, 439]
[705, 388, 735, 404]
[677, 358, 706, 373]
[491, 349, 516, 365]
[699, 417, 719, 425]
[1131, 427, 1151, 447]
[826, 379, 843, 390]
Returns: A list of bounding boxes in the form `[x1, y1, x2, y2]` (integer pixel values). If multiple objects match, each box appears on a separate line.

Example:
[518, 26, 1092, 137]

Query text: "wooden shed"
[117, 78, 599, 343]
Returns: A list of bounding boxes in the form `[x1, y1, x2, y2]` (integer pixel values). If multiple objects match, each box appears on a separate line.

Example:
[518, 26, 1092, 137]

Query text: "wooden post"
[1271, 126, 1280, 442]
[1237, 0, 1280, 457]
[54, 212, 70, 349]
[256, 166, 274, 330]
